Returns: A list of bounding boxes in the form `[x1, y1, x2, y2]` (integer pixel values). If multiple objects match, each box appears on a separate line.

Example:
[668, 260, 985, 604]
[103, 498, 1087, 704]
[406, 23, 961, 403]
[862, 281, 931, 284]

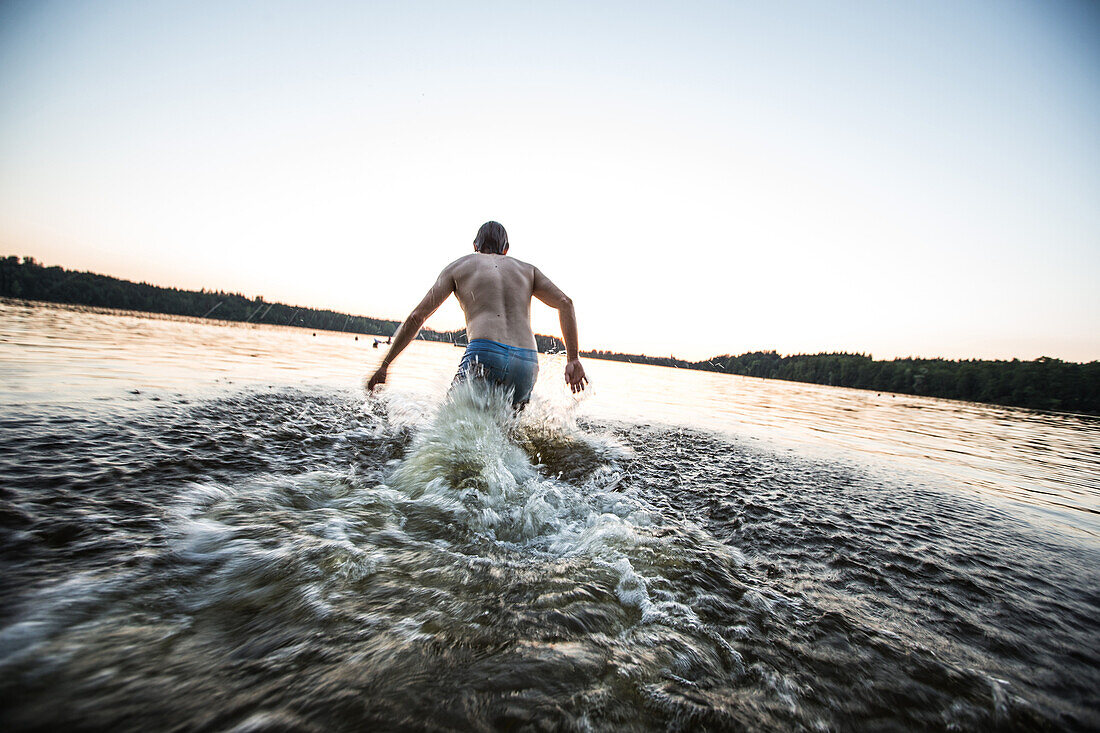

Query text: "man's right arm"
[367, 263, 456, 392]
[533, 267, 587, 393]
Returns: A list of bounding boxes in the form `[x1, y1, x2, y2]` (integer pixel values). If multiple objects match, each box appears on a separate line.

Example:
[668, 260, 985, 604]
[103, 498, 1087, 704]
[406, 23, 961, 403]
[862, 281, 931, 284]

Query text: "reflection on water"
[582, 358, 1100, 539]
[1, 299, 1098, 731]
[3, 299, 1097, 537]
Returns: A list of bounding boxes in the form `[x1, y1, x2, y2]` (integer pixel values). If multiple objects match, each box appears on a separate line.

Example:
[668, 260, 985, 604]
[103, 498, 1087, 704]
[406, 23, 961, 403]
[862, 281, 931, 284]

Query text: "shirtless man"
[366, 221, 587, 406]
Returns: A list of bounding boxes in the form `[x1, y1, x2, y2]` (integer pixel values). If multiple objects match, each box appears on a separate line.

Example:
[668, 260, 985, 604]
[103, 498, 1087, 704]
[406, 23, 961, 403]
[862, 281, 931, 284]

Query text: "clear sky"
[1, 0, 1098, 362]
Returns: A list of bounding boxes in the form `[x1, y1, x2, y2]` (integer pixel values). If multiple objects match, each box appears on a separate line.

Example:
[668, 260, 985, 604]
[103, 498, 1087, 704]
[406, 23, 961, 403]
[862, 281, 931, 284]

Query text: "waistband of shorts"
[466, 339, 538, 359]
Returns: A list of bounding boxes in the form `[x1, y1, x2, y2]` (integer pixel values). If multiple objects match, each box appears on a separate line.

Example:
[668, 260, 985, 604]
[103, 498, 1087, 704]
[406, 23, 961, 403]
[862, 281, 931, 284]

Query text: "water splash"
[385, 379, 649, 554]
[2, 380, 1092, 730]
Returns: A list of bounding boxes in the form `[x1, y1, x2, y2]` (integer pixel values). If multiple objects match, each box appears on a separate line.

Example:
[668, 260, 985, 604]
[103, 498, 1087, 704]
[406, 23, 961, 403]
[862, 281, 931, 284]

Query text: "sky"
[1, 0, 1098, 362]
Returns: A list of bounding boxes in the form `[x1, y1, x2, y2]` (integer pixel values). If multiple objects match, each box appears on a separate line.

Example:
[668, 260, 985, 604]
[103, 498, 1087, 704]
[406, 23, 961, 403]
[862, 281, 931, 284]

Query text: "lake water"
[1, 299, 1097, 731]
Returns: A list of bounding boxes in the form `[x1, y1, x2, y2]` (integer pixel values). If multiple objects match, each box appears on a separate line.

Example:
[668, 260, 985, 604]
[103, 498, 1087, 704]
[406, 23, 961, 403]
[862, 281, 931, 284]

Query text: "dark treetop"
[4, 256, 1098, 415]
[1, 256, 564, 353]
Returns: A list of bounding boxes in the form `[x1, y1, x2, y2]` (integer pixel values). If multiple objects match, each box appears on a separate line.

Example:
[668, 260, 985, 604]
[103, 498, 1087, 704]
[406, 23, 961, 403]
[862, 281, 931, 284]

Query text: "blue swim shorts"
[455, 339, 539, 406]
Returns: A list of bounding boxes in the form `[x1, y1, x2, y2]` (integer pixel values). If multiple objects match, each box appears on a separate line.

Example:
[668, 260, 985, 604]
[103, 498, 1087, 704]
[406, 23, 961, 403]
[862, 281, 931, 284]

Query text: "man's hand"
[564, 359, 588, 394]
[366, 365, 388, 393]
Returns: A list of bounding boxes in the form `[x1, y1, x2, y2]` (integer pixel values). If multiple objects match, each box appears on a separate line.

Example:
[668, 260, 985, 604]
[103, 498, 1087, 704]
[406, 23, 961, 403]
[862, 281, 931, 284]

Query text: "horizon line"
[3, 253, 1096, 366]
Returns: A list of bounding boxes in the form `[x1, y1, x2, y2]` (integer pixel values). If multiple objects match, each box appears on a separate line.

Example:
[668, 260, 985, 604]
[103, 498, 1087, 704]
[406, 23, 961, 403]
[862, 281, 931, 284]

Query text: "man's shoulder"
[444, 253, 480, 271]
[449, 254, 536, 272]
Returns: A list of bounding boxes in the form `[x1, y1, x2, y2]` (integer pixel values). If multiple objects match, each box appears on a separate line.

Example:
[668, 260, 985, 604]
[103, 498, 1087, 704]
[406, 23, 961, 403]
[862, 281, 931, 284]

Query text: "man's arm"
[533, 267, 588, 393]
[367, 266, 456, 392]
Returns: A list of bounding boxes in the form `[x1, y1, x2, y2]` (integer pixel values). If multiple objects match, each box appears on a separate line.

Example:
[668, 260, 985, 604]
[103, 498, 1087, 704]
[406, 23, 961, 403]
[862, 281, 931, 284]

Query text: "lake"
[1, 299, 1097, 730]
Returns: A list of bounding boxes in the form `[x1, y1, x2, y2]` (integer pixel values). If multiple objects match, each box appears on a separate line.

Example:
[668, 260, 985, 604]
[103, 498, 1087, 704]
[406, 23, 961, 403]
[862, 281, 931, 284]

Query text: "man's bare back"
[450, 252, 538, 350]
[367, 221, 587, 399]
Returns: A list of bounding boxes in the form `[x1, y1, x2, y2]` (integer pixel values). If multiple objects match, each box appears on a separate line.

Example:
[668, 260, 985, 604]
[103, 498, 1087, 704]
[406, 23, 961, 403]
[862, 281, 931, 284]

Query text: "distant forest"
[4, 256, 1098, 415]
[0, 257, 565, 353]
[583, 349, 1100, 415]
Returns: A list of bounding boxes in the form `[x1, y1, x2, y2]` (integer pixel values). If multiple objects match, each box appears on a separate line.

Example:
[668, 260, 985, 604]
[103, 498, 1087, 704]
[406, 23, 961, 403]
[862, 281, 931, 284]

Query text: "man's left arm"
[367, 266, 456, 391]
[533, 266, 587, 393]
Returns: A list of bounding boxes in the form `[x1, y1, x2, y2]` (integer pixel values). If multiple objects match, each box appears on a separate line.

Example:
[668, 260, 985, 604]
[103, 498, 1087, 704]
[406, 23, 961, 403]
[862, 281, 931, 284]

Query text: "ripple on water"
[0, 383, 1097, 731]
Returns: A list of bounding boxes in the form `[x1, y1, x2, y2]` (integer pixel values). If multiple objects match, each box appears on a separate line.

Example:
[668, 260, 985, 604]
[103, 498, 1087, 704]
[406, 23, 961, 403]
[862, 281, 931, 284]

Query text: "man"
[367, 221, 587, 406]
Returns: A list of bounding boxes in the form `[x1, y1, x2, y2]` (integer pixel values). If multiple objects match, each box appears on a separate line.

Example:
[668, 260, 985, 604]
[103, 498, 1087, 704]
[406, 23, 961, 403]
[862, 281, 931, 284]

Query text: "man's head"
[473, 221, 509, 255]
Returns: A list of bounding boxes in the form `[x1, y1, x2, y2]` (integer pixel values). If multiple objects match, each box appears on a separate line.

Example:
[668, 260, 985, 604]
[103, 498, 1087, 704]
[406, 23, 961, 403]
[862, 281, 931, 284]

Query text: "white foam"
[368, 378, 742, 643]
[383, 380, 642, 551]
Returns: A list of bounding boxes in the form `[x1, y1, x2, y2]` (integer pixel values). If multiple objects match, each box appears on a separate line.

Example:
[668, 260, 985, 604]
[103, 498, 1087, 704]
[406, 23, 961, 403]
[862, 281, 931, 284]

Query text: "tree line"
[582, 348, 1099, 415]
[4, 256, 1097, 414]
[0, 256, 566, 351]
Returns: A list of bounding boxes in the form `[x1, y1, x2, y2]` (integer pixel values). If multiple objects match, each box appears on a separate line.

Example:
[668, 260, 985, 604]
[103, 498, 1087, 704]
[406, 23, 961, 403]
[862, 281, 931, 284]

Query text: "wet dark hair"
[473, 221, 509, 254]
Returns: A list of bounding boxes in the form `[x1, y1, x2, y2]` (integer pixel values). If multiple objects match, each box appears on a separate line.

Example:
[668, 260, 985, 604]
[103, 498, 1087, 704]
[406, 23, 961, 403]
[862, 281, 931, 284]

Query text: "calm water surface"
[1, 300, 1098, 731]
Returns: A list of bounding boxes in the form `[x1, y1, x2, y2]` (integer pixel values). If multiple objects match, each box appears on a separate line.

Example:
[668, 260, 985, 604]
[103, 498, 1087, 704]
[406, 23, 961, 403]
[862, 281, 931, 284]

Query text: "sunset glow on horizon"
[2, 0, 1097, 362]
